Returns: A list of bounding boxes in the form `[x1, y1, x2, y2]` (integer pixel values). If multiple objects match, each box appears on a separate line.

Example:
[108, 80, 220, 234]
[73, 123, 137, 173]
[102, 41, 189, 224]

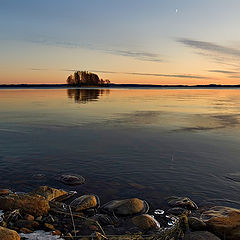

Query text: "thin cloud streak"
[178, 38, 240, 57]
[63, 69, 207, 79]
[107, 49, 163, 62]
[208, 70, 240, 74]
[27, 37, 163, 63]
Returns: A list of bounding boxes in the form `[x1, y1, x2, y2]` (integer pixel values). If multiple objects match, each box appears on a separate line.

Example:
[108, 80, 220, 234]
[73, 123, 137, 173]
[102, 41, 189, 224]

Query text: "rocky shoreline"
[0, 183, 239, 240]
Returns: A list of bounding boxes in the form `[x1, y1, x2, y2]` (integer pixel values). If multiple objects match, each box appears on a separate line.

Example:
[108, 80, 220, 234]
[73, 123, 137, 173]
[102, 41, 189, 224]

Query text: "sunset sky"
[1, 0, 240, 85]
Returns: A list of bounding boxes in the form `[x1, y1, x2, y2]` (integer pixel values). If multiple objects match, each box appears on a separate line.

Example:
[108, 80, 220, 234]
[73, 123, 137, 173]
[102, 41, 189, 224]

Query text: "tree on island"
[67, 71, 110, 86]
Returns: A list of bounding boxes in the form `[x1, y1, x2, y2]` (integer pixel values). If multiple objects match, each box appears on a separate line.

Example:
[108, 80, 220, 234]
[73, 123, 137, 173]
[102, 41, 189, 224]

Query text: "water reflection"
[67, 88, 109, 104]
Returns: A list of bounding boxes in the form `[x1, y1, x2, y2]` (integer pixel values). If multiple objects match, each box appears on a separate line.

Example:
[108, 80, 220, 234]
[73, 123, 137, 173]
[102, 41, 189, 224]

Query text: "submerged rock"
[70, 195, 99, 211]
[59, 174, 85, 186]
[30, 186, 67, 201]
[167, 196, 198, 210]
[188, 217, 207, 231]
[167, 207, 189, 216]
[0, 226, 20, 240]
[101, 198, 149, 216]
[201, 206, 240, 240]
[132, 214, 160, 231]
[183, 231, 220, 240]
[0, 194, 50, 216]
[188, 217, 206, 231]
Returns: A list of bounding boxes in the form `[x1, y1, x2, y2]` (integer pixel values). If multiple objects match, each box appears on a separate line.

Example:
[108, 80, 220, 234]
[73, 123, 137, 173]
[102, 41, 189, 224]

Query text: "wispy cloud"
[29, 68, 49, 71]
[106, 49, 163, 62]
[177, 38, 240, 70]
[26, 37, 163, 63]
[208, 70, 240, 74]
[228, 75, 240, 78]
[62, 69, 207, 79]
[178, 38, 240, 58]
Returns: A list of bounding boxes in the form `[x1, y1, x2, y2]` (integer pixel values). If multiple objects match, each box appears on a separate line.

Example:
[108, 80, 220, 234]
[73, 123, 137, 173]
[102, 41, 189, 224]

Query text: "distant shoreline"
[1, 83, 240, 89]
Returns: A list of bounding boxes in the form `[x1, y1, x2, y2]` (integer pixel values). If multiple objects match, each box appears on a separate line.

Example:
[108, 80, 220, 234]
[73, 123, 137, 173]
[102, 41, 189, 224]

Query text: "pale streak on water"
[0, 88, 240, 208]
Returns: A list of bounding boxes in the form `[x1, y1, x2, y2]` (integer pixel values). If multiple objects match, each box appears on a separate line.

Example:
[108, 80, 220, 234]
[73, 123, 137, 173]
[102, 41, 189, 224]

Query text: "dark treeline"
[67, 71, 110, 86]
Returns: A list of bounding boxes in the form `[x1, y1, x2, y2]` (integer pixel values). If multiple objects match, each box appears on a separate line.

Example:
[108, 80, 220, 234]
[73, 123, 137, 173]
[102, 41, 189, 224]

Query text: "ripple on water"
[225, 172, 240, 182]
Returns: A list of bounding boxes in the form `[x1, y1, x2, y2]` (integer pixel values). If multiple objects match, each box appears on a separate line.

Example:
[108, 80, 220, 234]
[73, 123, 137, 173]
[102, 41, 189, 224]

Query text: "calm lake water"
[0, 88, 240, 209]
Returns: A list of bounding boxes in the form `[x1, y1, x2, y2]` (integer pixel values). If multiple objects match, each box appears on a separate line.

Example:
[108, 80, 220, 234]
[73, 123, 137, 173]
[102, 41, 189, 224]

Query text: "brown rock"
[183, 231, 220, 240]
[132, 214, 160, 231]
[20, 227, 33, 234]
[15, 220, 39, 230]
[0, 227, 20, 240]
[101, 198, 148, 216]
[70, 195, 98, 211]
[30, 186, 67, 201]
[0, 189, 11, 196]
[59, 174, 85, 186]
[0, 194, 50, 216]
[0, 221, 7, 228]
[201, 206, 240, 240]
[24, 214, 34, 221]
[188, 217, 206, 231]
[167, 196, 198, 210]
[52, 229, 61, 235]
[167, 207, 189, 216]
[44, 223, 55, 231]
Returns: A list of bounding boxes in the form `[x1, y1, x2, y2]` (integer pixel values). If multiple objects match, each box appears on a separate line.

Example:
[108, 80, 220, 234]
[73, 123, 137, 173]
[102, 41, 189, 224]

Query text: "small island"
[66, 71, 110, 87]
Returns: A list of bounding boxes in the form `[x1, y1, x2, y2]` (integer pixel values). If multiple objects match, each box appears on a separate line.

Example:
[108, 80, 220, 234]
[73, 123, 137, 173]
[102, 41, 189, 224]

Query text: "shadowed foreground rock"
[132, 214, 160, 231]
[70, 195, 99, 211]
[183, 231, 220, 240]
[30, 186, 67, 201]
[101, 198, 148, 216]
[0, 194, 50, 216]
[201, 206, 240, 240]
[0, 227, 20, 240]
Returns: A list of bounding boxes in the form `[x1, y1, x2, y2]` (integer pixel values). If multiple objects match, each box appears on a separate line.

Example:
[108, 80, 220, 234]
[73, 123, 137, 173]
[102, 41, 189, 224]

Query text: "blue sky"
[1, 0, 240, 84]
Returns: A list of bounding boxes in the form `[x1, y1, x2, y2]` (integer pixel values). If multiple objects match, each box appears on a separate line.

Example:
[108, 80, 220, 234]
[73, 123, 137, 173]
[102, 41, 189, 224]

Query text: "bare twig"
[69, 205, 77, 237]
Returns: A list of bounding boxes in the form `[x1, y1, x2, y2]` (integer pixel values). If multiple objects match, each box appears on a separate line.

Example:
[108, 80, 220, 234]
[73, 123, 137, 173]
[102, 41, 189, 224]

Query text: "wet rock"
[101, 198, 149, 216]
[44, 223, 55, 231]
[53, 190, 77, 202]
[0, 226, 20, 240]
[188, 217, 206, 231]
[0, 221, 7, 228]
[15, 220, 39, 230]
[0, 194, 50, 216]
[52, 229, 61, 236]
[0, 189, 12, 196]
[30, 186, 67, 201]
[35, 216, 42, 221]
[24, 214, 34, 221]
[183, 231, 220, 240]
[167, 207, 189, 216]
[201, 206, 240, 240]
[132, 214, 160, 231]
[59, 174, 85, 186]
[19, 227, 33, 234]
[70, 195, 99, 211]
[167, 196, 198, 210]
